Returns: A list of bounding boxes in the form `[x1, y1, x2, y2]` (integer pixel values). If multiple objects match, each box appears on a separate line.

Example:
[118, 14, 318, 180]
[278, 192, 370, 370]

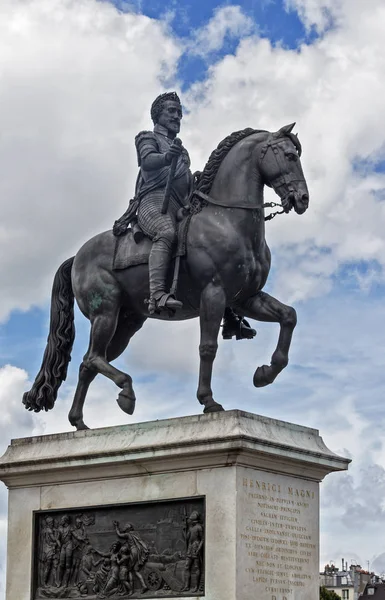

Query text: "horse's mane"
[195, 128, 266, 195]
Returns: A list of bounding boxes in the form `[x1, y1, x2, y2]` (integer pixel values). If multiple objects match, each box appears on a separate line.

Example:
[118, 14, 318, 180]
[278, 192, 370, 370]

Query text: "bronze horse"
[23, 124, 309, 430]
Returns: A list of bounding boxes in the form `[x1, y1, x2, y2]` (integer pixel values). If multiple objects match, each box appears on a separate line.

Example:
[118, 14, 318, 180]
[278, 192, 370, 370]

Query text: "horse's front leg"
[197, 282, 226, 413]
[241, 291, 297, 387]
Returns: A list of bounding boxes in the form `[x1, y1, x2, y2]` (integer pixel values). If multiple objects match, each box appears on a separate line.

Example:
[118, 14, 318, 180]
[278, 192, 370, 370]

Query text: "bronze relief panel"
[32, 497, 205, 599]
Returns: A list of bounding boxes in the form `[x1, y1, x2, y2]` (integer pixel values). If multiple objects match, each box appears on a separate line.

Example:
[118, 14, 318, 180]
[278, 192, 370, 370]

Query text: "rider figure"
[135, 91, 190, 314]
[115, 91, 256, 339]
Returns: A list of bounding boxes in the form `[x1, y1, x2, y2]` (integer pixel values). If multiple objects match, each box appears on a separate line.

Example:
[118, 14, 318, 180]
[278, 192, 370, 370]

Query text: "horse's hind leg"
[240, 291, 297, 387]
[197, 282, 225, 413]
[68, 311, 146, 430]
[108, 311, 146, 416]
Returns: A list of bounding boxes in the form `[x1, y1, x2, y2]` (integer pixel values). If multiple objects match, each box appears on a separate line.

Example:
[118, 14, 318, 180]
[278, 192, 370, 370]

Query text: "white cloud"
[0, 365, 37, 435]
[284, 0, 340, 33]
[188, 5, 255, 57]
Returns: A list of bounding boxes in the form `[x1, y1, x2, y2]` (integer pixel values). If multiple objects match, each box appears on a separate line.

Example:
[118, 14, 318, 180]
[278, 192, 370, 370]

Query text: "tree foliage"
[320, 586, 342, 600]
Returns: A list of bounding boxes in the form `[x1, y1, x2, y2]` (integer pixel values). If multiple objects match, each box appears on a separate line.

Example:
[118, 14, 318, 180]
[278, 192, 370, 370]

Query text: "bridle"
[259, 134, 305, 217]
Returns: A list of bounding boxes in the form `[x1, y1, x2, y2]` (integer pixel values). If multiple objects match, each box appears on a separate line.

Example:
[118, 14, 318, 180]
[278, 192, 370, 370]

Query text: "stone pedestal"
[0, 410, 350, 600]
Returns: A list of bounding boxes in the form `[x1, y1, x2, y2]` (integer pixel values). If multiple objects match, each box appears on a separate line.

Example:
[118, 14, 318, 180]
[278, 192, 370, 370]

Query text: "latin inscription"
[239, 473, 317, 599]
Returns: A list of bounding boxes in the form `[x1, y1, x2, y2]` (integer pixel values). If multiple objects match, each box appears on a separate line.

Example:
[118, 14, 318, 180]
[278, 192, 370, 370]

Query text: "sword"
[161, 138, 182, 214]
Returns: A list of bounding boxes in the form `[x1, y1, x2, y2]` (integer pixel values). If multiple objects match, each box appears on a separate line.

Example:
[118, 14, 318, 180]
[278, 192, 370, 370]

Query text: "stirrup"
[148, 292, 183, 315]
[222, 316, 256, 340]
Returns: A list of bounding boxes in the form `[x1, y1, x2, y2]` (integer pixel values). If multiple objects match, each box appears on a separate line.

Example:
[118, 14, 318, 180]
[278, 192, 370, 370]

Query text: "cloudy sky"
[0, 0, 385, 593]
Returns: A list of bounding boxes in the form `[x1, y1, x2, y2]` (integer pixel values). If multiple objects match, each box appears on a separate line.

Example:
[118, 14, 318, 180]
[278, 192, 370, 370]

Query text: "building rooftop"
[360, 583, 385, 598]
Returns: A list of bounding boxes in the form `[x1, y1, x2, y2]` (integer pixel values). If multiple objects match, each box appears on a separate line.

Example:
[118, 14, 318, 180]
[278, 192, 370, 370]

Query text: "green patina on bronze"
[88, 291, 103, 313]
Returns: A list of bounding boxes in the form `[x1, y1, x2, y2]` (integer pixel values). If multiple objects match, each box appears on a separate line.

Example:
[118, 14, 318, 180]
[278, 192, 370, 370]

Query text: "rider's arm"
[135, 131, 180, 172]
[141, 152, 171, 171]
[135, 131, 169, 172]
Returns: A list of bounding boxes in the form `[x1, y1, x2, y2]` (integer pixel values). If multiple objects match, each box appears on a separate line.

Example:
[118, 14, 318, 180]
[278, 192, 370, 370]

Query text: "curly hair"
[151, 91, 181, 124]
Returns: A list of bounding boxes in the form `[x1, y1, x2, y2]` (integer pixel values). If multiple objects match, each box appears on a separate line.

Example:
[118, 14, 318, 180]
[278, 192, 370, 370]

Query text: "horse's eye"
[286, 153, 297, 161]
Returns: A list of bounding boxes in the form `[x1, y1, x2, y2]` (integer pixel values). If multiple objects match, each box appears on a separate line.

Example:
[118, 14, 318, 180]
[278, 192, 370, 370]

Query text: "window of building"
[342, 590, 349, 599]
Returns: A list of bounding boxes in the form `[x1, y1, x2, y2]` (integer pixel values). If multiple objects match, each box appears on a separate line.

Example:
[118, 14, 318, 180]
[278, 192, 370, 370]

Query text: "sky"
[0, 0, 385, 593]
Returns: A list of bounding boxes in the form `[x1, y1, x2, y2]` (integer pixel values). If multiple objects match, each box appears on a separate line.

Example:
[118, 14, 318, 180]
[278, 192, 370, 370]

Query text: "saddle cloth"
[113, 213, 191, 271]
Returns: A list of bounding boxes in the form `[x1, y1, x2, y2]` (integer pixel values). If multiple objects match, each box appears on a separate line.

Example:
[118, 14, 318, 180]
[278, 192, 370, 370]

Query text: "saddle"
[112, 210, 191, 271]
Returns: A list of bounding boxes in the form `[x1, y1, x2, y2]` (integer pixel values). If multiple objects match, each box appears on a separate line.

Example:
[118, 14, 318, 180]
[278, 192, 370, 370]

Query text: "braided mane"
[195, 128, 265, 195]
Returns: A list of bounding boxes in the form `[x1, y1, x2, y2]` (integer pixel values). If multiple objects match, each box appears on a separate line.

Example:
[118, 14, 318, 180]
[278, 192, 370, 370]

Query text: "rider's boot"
[222, 307, 256, 340]
[148, 239, 183, 314]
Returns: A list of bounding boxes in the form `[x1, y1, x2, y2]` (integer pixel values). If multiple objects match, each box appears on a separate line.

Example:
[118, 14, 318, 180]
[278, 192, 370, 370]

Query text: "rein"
[192, 190, 285, 222]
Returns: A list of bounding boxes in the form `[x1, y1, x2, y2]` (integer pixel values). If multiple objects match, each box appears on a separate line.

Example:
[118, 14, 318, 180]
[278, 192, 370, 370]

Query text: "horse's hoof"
[117, 388, 136, 415]
[203, 400, 225, 413]
[253, 365, 274, 387]
[76, 422, 90, 431]
[69, 416, 90, 430]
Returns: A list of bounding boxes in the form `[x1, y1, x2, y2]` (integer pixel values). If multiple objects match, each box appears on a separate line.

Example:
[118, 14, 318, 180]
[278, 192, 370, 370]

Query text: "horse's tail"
[23, 257, 75, 413]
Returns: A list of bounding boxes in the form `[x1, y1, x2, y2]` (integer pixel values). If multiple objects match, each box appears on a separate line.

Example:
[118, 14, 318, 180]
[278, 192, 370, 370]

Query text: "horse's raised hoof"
[203, 399, 225, 413]
[117, 388, 136, 415]
[253, 365, 276, 387]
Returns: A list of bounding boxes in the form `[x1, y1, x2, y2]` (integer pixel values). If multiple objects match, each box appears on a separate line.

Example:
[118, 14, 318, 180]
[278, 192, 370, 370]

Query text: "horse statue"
[23, 123, 309, 430]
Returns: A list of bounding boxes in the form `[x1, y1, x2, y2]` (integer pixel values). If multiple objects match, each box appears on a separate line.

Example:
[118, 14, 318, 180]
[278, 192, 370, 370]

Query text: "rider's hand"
[165, 139, 182, 164]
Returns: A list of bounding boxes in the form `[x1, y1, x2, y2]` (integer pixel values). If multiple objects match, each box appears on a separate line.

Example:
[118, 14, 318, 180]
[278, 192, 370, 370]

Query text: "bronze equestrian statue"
[113, 92, 255, 339]
[23, 93, 309, 430]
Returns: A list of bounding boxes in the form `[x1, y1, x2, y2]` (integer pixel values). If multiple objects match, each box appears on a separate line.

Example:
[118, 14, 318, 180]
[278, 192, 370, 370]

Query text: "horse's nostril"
[302, 193, 309, 202]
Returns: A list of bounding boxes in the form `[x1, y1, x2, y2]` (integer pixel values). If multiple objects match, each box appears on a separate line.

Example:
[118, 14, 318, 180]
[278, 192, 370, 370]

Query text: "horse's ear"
[274, 123, 296, 138]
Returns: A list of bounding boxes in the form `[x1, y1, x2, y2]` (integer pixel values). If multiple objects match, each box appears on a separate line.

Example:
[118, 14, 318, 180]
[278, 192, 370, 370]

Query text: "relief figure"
[98, 541, 121, 598]
[181, 512, 204, 593]
[56, 515, 75, 588]
[116, 544, 133, 596]
[41, 516, 59, 587]
[113, 521, 149, 594]
[70, 516, 89, 585]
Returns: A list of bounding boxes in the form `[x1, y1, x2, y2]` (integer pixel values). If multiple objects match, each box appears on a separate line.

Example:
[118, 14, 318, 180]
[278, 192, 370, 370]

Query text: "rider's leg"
[148, 225, 182, 313]
[222, 307, 257, 340]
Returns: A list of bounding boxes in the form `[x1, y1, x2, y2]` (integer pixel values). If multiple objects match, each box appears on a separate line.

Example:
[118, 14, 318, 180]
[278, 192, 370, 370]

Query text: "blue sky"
[115, 0, 318, 86]
[0, 0, 385, 594]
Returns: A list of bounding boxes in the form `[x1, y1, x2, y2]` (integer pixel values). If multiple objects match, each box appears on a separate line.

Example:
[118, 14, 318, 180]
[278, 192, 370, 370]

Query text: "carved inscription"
[33, 498, 205, 599]
[239, 472, 317, 600]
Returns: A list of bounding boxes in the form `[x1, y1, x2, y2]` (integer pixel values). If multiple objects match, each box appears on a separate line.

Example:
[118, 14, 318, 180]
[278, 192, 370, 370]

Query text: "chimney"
[342, 558, 345, 572]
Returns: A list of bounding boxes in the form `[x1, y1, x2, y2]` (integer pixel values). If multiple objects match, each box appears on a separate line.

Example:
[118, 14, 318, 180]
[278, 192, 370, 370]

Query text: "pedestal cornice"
[0, 410, 350, 487]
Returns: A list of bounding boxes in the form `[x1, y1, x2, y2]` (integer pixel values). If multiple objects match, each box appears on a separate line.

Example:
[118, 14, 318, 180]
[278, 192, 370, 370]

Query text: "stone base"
[0, 410, 350, 600]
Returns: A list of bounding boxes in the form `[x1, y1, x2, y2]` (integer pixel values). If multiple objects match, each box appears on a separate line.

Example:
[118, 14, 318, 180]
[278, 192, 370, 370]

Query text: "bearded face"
[157, 100, 182, 137]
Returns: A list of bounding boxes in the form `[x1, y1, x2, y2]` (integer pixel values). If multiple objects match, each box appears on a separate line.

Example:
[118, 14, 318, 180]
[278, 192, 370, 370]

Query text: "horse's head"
[258, 123, 309, 215]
